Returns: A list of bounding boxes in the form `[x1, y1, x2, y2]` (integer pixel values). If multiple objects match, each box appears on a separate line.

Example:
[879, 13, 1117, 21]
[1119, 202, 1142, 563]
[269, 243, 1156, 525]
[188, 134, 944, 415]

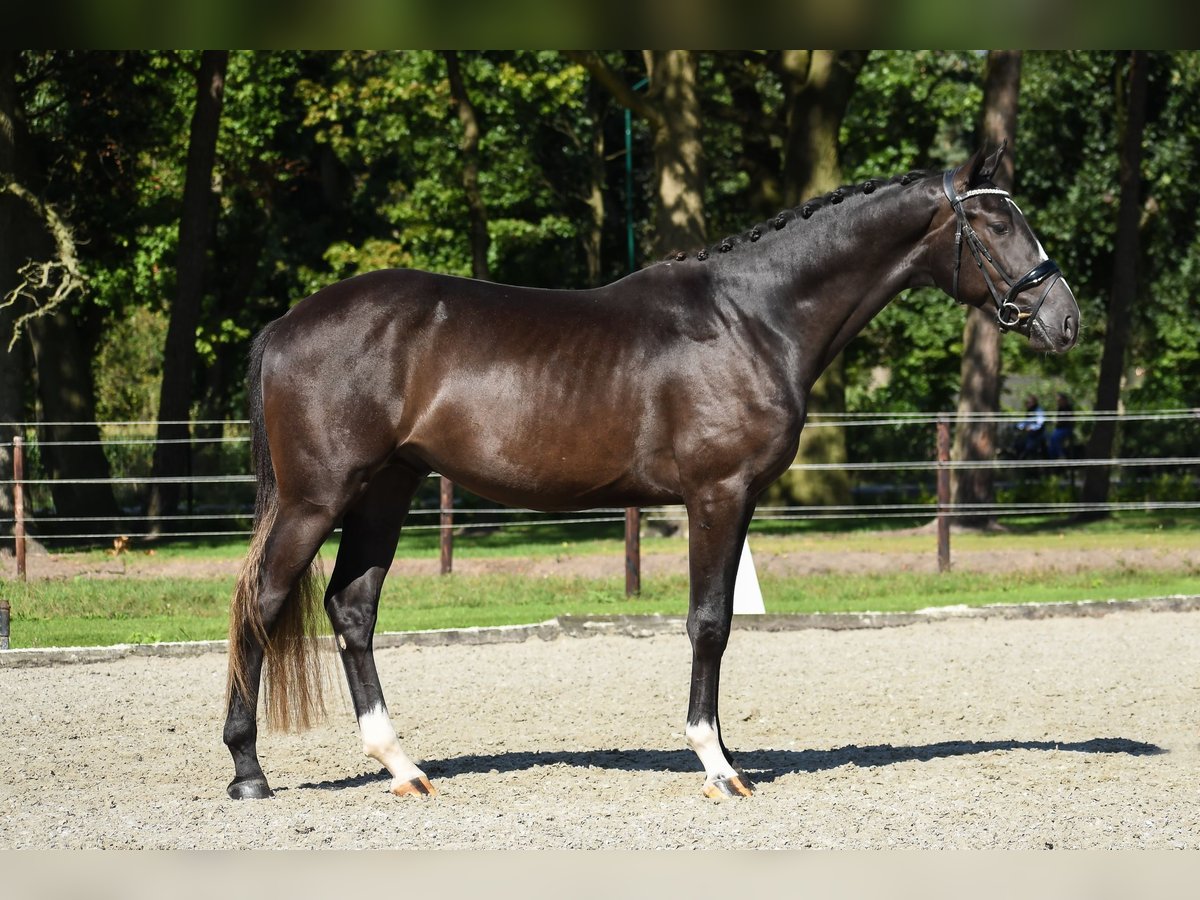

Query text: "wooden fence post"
[625, 506, 640, 596]
[936, 416, 951, 573]
[440, 475, 453, 575]
[13, 434, 26, 582]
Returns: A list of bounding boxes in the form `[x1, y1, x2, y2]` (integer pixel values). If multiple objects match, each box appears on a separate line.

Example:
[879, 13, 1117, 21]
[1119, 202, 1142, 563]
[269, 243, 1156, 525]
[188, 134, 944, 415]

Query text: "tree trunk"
[28, 306, 121, 534]
[644, 50, 705, 255]
[3, 53, 114, 545]
[582, 78, 606, 286]
[569, 51, 707, 261]
[778, 51, 865, 207]
[196, 218, 266, 437]
[1080, 51, 1149, 516]
[772, 50, 866, 508]
[0, 50, 23, 531]
[952, 50, 1020, 528]
[723, 52, 783, 222]
[444, 51, 490, 281]
[147, 50, 228, 529]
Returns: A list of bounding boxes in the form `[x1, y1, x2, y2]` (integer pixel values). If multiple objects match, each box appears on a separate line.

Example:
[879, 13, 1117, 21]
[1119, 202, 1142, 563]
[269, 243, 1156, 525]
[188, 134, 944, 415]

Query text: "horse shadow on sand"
[294, 737, 1165, 792]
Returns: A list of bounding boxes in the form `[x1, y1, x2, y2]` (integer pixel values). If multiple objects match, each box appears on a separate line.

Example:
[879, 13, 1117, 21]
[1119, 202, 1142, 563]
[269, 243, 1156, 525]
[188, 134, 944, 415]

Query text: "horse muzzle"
[1018, 266, 1079, 354]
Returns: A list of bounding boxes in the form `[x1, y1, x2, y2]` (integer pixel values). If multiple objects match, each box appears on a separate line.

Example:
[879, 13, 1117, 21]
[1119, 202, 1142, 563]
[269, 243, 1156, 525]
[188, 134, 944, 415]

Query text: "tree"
[572, 50, 707, 256]
[952, 50, 1021, 528]
[1080, 51, 1149, 514]
[1125, 52, 1200, 423]
[147, 50, 229, 528]
[28, 306, 124, 530]
[770, 51, 866, 507]
[444, 51, 490, 280]
[3, 52, 124, 534]
[0, 50, 24, 532]
[6, 49, 1200, 545]
[644, 50, 705, 254]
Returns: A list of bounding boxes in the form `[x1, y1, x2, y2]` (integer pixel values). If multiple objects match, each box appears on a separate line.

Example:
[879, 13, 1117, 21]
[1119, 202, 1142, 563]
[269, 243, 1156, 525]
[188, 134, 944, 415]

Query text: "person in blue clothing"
[1047, 392, 1075, 459]
[1014, 393, 1046, 458]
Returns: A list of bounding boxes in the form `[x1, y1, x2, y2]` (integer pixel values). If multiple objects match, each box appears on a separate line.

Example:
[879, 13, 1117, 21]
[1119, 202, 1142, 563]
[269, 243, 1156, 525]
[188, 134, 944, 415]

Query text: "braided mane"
[662, 169, 938, 264]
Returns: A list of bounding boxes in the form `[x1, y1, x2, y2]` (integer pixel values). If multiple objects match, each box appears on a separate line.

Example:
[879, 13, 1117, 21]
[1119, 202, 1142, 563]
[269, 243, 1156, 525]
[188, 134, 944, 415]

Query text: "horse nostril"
[1062, 315, 1075, 345]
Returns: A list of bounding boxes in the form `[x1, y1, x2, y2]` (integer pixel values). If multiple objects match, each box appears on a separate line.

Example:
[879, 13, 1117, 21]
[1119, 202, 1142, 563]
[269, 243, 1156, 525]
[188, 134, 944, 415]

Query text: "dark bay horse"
[224, 147, 1079, 800]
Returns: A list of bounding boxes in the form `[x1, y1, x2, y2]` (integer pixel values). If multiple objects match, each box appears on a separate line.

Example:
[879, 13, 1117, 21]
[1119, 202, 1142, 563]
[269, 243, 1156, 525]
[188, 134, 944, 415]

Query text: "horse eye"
[989, 222, 1010, 236]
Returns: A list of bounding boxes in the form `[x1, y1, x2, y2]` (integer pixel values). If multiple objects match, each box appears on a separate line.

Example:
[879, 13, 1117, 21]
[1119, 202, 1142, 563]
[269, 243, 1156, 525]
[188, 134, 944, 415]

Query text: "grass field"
[3, 513, 1198, 649]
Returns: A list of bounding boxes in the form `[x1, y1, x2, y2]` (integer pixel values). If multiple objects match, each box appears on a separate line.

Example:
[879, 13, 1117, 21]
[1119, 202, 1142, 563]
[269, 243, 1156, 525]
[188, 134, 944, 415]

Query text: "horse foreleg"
[683, 484, 756, 799]
[325, 467, 436, 798]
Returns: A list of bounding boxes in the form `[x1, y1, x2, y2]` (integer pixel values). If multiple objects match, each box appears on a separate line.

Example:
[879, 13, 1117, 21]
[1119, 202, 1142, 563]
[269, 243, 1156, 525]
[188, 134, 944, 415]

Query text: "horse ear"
[971, 141, 1007, 187]
[955, 141, 1007, 191]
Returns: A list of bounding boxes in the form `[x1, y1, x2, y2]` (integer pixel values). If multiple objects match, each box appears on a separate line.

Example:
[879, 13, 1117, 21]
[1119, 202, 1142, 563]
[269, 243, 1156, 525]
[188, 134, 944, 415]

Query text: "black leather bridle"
[942, 171, 1062, 332]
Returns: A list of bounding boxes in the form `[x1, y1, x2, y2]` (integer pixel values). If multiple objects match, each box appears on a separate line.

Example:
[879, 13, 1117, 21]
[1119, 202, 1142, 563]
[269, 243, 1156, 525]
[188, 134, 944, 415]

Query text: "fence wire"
[2, 409, 1198, 544]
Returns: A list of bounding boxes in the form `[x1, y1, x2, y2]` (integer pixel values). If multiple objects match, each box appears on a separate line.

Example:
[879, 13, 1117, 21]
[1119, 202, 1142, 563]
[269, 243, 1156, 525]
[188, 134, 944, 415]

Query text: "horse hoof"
[227, 775, 273, 799]
[703, 774, 754, 799]
[391, 775, 438, 798]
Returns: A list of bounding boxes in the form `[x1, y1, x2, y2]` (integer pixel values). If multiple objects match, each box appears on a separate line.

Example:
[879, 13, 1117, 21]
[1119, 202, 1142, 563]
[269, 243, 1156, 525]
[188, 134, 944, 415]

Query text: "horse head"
[929, 145, 1080, 353]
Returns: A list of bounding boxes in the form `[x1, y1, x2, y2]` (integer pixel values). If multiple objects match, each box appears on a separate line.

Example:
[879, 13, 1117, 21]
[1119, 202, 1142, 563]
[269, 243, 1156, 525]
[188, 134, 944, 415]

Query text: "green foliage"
[841, 50, 983, 176]
[839, 52, 982, 426]
[290, 51, 603, 290]
[7, 50, 1200, 480]
[1126, 53, 1200, 413]
[93, 305, 167, 422]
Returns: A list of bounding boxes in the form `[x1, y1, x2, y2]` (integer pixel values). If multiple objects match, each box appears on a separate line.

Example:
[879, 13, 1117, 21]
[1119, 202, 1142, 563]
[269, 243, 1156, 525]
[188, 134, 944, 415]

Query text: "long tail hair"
[226, 323, 327, 731]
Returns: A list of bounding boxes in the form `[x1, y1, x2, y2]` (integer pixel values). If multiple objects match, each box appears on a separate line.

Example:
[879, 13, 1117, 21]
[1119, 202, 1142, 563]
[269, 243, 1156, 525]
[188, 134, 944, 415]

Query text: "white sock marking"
[686, 719, 737, 784]
[358, 704, 426, 786]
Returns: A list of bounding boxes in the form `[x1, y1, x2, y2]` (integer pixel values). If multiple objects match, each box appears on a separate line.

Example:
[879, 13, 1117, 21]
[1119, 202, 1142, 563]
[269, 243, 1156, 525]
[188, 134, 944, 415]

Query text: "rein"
[942, 171, 1062, 332]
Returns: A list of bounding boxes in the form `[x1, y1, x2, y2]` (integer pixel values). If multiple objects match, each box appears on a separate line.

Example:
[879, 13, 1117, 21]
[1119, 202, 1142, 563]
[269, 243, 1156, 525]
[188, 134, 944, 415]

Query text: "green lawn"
[4, 512, 1198, 649]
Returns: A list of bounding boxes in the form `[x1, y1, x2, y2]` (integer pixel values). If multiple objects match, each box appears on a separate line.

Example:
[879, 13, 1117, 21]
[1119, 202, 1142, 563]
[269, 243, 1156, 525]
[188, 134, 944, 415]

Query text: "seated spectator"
[1048, 392, 1075, 459]
[1014, 394, 1046, 458]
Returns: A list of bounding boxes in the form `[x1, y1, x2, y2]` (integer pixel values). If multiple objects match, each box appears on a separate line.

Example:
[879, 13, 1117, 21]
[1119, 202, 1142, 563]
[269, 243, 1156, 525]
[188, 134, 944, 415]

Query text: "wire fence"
[2, 408, 1199, 548]
[2, 409, 1196, 648]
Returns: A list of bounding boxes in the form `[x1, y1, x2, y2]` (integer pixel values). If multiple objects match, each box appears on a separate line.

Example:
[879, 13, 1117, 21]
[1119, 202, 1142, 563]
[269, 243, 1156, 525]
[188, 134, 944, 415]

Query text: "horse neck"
[713, 178, 942, 390]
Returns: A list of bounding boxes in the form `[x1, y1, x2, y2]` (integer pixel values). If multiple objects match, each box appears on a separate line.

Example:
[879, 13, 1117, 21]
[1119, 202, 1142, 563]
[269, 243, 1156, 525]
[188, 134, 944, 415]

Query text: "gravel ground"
[3, 605, 1199, 849]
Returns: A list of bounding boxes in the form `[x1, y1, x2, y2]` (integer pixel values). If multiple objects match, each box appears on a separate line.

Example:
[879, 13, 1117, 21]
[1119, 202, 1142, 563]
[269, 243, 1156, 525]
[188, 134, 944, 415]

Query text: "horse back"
[258, 267, 799, 509]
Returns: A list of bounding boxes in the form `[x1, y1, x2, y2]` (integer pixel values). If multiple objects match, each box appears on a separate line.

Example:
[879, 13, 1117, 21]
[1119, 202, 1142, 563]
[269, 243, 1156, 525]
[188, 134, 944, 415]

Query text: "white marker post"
[732, 539, 765, 614]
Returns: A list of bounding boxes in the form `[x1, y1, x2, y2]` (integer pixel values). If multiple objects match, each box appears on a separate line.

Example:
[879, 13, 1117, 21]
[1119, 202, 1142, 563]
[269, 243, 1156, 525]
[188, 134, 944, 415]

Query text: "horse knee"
[687, 610, 731, 655]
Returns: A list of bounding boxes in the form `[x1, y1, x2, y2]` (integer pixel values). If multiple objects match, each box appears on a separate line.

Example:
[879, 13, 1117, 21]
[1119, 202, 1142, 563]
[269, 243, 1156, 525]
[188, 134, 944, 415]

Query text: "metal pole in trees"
[936, 417, 951, 573]
[13, 433, 25, 581]
[625, 506, 641, 597]
[623, 76, 648, 597]
[440, 474, 453, 576]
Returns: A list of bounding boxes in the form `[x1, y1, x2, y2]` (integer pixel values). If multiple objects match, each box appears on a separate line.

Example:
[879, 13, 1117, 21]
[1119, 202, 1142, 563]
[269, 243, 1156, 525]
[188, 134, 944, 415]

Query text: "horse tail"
[227, 322, 327, 732]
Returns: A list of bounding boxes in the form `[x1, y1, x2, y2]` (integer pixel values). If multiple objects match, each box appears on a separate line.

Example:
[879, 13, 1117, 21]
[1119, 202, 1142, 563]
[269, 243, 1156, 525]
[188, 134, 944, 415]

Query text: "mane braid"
[660, 168, 936, 265]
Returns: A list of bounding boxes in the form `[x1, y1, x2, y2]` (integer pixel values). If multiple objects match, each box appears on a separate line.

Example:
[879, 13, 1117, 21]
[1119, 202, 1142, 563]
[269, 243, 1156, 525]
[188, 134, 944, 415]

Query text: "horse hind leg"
[224, 498, 338, 799]
[324, 465, 436, 798]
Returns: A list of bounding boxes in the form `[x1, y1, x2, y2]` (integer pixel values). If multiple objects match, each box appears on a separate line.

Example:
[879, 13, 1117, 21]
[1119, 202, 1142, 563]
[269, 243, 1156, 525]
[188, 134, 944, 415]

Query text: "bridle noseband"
[942, 171, 1062, 332]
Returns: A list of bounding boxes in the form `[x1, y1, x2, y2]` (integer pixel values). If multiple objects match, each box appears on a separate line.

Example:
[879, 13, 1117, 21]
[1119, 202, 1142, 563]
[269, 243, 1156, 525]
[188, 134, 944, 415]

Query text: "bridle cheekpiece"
[942, 171, 1062, 332]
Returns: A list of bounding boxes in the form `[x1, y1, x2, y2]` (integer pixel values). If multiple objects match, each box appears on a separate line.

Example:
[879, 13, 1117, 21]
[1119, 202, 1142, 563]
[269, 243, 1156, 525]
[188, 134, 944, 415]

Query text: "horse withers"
[222, 146, 1079, 800]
